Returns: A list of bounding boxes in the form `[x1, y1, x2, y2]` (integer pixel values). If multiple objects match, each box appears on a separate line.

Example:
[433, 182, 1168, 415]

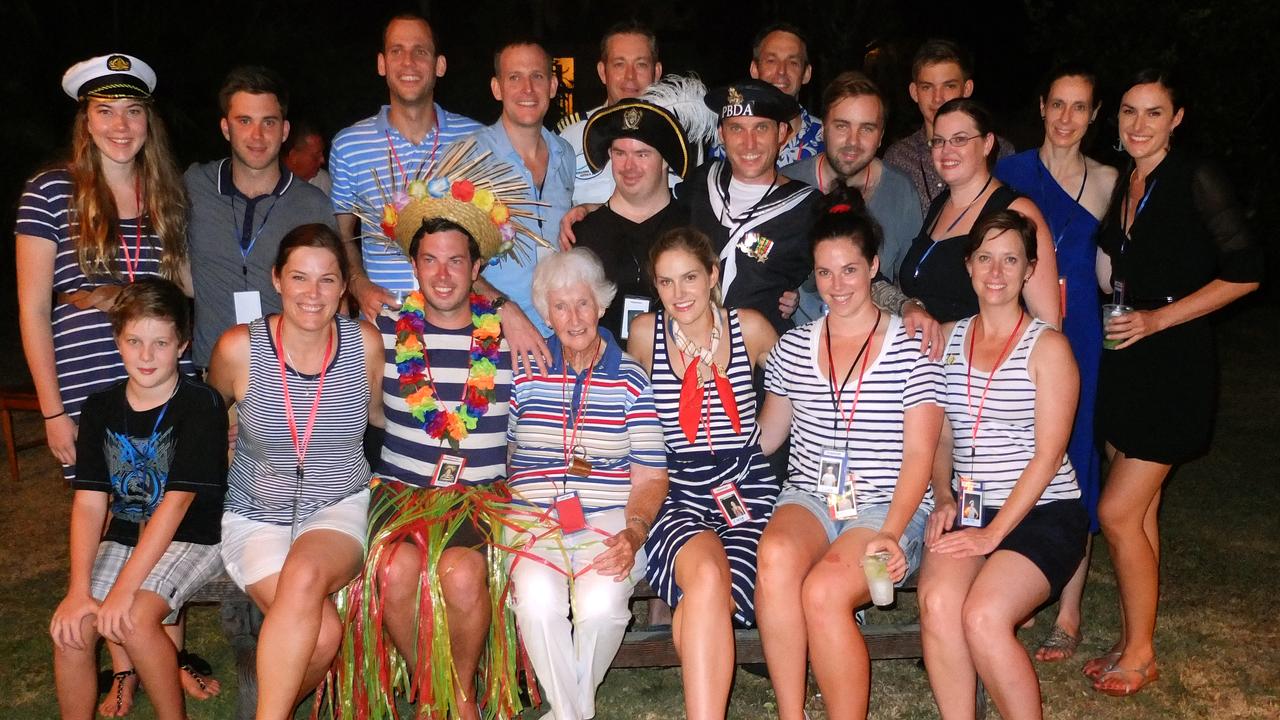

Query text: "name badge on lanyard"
[956, 475, 985, 528]
[432, 454, 466, 488]
[234, 290, 263, 324]
[712, 481, 752, 526]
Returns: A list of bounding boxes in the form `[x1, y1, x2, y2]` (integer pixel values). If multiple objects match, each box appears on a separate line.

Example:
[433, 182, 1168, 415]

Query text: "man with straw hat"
[332, 141, 548, 720]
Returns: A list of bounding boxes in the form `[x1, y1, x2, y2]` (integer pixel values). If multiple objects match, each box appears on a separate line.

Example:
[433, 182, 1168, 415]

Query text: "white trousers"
[507, 507, 643, 720]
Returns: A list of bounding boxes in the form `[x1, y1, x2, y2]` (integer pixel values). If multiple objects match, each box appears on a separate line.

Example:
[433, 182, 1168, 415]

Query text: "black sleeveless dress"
[898, 185, 1019, 323]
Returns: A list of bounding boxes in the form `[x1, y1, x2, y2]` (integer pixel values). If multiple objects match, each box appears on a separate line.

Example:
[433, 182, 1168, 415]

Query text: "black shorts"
[989, 499, 1088, 603]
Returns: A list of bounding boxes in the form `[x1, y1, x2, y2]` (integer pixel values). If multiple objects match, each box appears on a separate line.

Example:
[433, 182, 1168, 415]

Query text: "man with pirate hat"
[572, 99, 692, 339]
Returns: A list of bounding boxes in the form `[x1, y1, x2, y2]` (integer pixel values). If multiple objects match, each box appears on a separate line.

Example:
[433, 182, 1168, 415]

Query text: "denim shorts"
[776, 484, 929, 583]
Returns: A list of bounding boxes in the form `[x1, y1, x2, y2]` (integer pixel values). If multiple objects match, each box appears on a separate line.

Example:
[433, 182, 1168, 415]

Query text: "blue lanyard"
[912, 240, 942, 279]
[228, 175, 282, 280]
[127, 382, 178, 456]
[1036, 157, 1088, 249]
[1120, 174, 1158, 253]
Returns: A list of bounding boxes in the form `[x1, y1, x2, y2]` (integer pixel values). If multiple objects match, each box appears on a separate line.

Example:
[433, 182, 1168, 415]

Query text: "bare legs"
[920, 550, 1050, 720]
[55, 592, 186, 720]
[802, 528, 877, 720]
[671, 531, 736, 720]
[755, 506, 829, 720]
[1093, 447, 1169, 690]
[246, 529, 363, 720]
[1036, 538, 1090, 661]
[383, 543, 490, 720]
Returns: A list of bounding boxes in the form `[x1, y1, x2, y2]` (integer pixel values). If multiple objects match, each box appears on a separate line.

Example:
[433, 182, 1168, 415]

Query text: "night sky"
[1, 0, 1274, 373]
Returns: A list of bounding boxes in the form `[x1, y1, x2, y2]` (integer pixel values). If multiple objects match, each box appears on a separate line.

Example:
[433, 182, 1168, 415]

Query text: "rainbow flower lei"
[395, 292, 501, 450]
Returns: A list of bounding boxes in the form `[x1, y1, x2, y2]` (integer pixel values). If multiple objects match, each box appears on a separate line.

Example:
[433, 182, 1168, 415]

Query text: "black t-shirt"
[573, 196, 690, 340]
[73, 376, 228, 546]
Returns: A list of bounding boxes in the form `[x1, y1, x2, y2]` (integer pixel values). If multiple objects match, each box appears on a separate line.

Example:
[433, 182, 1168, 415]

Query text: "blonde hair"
[67, 100, 187, 281]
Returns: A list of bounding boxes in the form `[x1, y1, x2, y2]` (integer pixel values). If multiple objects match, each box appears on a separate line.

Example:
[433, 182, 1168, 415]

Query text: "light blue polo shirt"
[469, 120, 574, 336]
[329, 104, 483, 294]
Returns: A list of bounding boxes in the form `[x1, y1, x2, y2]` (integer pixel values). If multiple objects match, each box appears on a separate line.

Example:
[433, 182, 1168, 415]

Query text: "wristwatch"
[492, 294, 510, 311]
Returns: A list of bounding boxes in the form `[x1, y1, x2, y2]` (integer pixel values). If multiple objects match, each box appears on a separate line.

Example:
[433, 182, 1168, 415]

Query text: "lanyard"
[715, 167, 778, 240]
[1036, 156, 1088, 249]
[930, 174, 994, 237]
[124, 381, 179, 455]
[119, 174, 143, 282]
[275, 316, 334, 481]
[817, 155, 877, 202]
[964, 313, 1025, 477]
[385, 109, 442, 183]
[560, 340, 600, 488]
[1120, 171, 1158, 243]
[825, 311, 880, 440]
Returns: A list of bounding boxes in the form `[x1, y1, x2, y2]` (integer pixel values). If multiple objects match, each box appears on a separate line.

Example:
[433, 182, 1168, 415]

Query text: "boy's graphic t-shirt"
[73, 376, 228, 546]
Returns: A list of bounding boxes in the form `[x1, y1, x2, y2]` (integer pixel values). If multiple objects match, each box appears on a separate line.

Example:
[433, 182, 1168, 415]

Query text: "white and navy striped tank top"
[651, 308, 760, 452]
[225, 315, 371, 524]
[941, 316, 1079, 506]
[764, 314, 942, 508]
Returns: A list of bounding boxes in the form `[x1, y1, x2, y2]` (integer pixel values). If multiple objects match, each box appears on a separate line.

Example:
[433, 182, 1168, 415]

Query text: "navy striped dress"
[16, 169, 192, 480]
[225, 315, 371, 524]
[643, 309, 779, 626]
[941, 317, 1079, 506]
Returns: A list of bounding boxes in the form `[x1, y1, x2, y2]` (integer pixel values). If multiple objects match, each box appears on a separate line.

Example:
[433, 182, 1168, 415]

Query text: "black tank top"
[898, 185, 1019, 323]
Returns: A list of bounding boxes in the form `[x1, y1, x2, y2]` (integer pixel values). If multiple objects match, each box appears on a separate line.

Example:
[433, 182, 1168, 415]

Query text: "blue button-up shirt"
[469, 120, 574, 335]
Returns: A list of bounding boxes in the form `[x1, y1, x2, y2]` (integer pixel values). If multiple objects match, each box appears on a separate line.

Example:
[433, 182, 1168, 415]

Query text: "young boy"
[50, 278, 228, 720]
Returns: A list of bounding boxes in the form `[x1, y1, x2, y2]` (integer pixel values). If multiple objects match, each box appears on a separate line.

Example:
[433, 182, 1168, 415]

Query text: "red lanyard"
[561, 340, 600, 466]
[965, 313, 1025, 440]
[119, 174, 143, 282]
[825, 311, 880, 435]
[385, 109, 441, 181]
[275, 316, 334, 480]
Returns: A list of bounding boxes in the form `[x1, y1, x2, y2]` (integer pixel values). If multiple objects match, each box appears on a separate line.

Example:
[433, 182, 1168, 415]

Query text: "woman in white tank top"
[919, 210, 1087, 720]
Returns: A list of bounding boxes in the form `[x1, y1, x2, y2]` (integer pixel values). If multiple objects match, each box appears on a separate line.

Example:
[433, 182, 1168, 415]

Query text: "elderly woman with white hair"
[505, 247, 669, 720]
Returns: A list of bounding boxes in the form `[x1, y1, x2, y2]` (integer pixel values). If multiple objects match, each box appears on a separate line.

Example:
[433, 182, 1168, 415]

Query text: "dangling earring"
[1113, 135, 1124, 152]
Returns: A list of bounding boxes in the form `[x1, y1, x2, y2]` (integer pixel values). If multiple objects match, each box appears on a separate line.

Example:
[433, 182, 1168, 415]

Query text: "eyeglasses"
[927, 134, 987, 149]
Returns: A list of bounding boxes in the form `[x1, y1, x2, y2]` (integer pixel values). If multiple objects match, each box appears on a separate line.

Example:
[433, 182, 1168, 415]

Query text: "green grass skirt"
[320, 479, 529, 719]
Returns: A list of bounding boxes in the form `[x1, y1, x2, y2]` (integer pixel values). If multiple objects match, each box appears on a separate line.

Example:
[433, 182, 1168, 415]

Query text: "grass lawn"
[2, 304, 1277, 719]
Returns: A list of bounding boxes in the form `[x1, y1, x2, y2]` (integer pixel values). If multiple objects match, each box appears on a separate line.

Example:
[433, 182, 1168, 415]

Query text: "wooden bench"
[613, 579, 987, 719]
[0, 386, 43, 482]
[188, 576, 987, 719]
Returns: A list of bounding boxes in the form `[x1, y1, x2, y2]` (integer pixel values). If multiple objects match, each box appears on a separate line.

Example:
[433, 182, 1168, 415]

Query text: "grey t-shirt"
[184, 159, 337, 366]
[780, 157, 924, 323]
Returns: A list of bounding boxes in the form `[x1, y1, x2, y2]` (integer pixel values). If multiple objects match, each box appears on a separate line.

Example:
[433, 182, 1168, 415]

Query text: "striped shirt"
[507, 328, 665, 511]
[652, 308, 760, 452]
[16, 169, 190, 480]
[941, 317, 1079, 506]
[375, 310, 512, 488]
[329, 105, 483, 293]
[225, 315, 371, 524]
[764, 314, 941, 508]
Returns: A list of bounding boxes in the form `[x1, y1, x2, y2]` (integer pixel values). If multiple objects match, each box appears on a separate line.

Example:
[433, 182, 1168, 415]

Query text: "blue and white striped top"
[507, 328, 665, 511]
[941, 317, 1079, 506]
[16, 169, 188, 480]
[651, 308, 760, 452]
[225, 315, 371, 524]
[329, 104, 484, 294]
[375, 310, 513, 488]
[764, 314, 941, 508]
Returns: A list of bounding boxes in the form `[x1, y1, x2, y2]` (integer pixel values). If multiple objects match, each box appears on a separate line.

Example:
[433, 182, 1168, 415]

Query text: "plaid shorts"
[89, 540, 224, 624]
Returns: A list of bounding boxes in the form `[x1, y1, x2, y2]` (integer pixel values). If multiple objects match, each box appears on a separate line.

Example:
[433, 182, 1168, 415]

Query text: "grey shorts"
[89, 540, 224, 624]
[776, 484, 929, 583]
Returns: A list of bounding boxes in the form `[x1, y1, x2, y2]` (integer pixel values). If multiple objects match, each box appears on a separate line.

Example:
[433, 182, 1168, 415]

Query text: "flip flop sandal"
[1082, 651, 1122, 681]
[100, 669, 137, 718]
[1036, 624, 1082, 662]
[177, 650, 213, 677]
[1094, 659, 1159, 696]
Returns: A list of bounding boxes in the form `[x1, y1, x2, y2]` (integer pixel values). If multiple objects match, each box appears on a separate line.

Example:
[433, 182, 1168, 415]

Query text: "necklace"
[931, 174, 994, 237]
[395, 292, 501, 450]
